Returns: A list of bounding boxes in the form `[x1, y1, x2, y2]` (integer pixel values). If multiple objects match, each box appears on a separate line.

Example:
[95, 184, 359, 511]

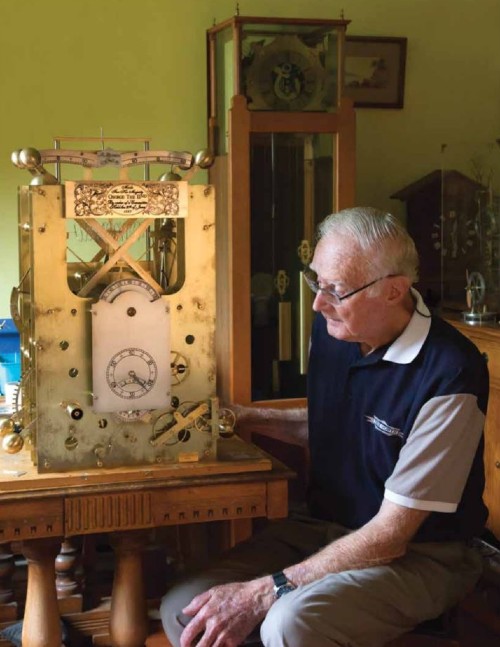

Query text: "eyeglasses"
[303, 269, 394, 306]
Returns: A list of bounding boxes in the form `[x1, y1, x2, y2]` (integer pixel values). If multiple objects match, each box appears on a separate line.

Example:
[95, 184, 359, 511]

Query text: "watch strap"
[272, 571, 288, 588]
[272, 571, 296, 598]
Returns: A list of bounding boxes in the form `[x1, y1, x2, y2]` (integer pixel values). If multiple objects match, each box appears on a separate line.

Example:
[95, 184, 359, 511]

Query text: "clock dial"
[100, 278, 160, 303]
[113, 408, 150, 422]
[245, 35, 326, 111]
[92, 280, 170, 413]
[106, 348, 158, 400]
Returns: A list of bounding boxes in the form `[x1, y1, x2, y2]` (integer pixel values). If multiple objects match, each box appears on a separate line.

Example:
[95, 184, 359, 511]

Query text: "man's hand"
[180, 578, 273, 647]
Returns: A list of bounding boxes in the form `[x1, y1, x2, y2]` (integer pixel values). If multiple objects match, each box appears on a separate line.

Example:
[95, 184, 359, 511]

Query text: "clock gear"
[150, 401, 210, 447]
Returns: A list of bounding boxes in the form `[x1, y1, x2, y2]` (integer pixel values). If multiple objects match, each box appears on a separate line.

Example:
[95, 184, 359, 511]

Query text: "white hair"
[317, 207, 419, 284]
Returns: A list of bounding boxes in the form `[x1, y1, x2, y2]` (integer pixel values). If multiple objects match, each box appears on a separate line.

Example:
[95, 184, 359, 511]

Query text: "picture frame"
[344, 36, 407, 109]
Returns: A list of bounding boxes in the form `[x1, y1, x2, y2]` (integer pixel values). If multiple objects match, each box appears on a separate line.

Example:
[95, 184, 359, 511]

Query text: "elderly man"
[161, 207, 488, 647]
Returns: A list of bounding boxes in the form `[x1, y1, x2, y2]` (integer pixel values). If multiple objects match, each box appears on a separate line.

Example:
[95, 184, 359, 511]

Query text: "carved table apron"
[0, 439, 291, 647]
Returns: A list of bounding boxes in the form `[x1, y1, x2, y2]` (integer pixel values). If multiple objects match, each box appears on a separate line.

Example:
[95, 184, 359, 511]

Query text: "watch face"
[276, 584, 295, 598]
[245, 35, 327, 111]
[272, 571, 296, 598]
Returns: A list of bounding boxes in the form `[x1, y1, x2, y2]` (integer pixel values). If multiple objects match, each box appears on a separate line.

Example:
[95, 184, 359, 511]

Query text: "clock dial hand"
[128, 370, 147, 387]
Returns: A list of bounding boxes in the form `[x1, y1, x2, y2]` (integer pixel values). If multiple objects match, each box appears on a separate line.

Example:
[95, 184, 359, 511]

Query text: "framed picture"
[344, 36, 407, 108]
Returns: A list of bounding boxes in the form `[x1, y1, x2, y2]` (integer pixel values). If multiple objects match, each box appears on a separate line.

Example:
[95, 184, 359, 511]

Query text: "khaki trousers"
[160, 512, 482, 647]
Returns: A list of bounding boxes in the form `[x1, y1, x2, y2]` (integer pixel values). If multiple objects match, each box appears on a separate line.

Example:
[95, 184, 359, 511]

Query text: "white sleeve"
[384, 393, 485, 513]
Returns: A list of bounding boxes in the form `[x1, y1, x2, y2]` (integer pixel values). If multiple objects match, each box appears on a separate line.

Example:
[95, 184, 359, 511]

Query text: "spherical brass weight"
[194, 149, 214, 169]
[0, 417, 15, 438]
[2, 433, 24, 454]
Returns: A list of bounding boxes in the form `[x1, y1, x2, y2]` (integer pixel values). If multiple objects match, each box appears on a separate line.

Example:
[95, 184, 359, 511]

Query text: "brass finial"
[11, 148, 58, 185]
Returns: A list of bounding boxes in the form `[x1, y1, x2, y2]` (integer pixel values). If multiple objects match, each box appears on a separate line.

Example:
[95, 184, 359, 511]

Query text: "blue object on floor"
[0, 619, 69, 646]
[0, 319, 21, 396]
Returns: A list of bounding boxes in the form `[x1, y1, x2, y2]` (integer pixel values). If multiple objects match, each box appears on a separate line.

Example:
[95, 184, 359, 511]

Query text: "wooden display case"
[207, 16, 356, 406]
[392, 170, 486, 309]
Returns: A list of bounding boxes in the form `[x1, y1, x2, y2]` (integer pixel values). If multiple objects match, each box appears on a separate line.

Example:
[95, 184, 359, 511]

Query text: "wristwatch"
[272, 571, 296, 599]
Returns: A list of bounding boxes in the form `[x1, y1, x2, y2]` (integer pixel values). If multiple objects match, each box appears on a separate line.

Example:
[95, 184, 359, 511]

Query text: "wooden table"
[0, 437, 292, 647]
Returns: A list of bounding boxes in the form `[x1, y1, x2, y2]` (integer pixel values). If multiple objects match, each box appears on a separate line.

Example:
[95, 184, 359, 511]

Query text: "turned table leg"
[109, 530, 149, 647]
[55, 538, 82, 599]
[0, 543, 15, 605]
[20, 537, 62, 647]
[0, 543, 17, 621]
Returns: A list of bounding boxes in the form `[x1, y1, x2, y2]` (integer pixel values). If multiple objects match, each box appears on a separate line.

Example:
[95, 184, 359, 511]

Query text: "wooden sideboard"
[0, 437, 292, 647]
[447, 319, 500, 642]
[447, 317, 500, 541]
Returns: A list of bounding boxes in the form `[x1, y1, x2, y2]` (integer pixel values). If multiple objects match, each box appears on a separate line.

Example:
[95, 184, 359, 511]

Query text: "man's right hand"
[180, 577, 274, 647]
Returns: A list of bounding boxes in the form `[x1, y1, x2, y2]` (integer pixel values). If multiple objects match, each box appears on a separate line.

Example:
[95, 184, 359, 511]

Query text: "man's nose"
[312, 290, 330, 311]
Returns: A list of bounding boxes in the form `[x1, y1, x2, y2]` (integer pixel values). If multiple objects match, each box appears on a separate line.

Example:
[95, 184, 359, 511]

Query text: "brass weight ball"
[0, 417, 15, 438]
[2, 432, 24, 454]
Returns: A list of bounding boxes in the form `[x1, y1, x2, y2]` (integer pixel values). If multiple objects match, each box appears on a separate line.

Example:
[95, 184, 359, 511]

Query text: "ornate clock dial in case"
[245, 34, 326, 111]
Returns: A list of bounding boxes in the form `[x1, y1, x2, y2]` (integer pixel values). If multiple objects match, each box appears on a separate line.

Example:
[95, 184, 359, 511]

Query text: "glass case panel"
[213, 26, 234, 155]
[241, 22, 341, 112]
[249, 132, 335, 400]
[440, 141, 500, 323]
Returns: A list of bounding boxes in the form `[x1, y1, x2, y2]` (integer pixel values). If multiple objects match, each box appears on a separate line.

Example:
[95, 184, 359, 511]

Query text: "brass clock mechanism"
[4, 141, 243, 473]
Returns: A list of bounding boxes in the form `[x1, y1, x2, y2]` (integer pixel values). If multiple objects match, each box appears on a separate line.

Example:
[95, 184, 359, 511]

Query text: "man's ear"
[386, 275, 412, 305]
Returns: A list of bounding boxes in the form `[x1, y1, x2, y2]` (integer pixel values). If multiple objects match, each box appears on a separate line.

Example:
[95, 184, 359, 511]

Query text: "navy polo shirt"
[307, 290, 489, 542]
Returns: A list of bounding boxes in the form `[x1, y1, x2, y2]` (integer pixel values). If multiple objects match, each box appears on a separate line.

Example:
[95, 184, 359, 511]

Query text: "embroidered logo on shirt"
[365, 415, 403, 439]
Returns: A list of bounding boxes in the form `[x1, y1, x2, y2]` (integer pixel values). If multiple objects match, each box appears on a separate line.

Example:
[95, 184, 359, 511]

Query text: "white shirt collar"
[382, 288, 431, 364]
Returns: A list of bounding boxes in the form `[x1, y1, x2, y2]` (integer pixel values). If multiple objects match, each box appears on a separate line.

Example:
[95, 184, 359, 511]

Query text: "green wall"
[1, 0, 499, 317]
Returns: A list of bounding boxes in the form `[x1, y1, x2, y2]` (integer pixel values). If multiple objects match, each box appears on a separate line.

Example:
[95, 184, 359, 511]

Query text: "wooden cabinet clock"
[207, 15, 356, 406]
